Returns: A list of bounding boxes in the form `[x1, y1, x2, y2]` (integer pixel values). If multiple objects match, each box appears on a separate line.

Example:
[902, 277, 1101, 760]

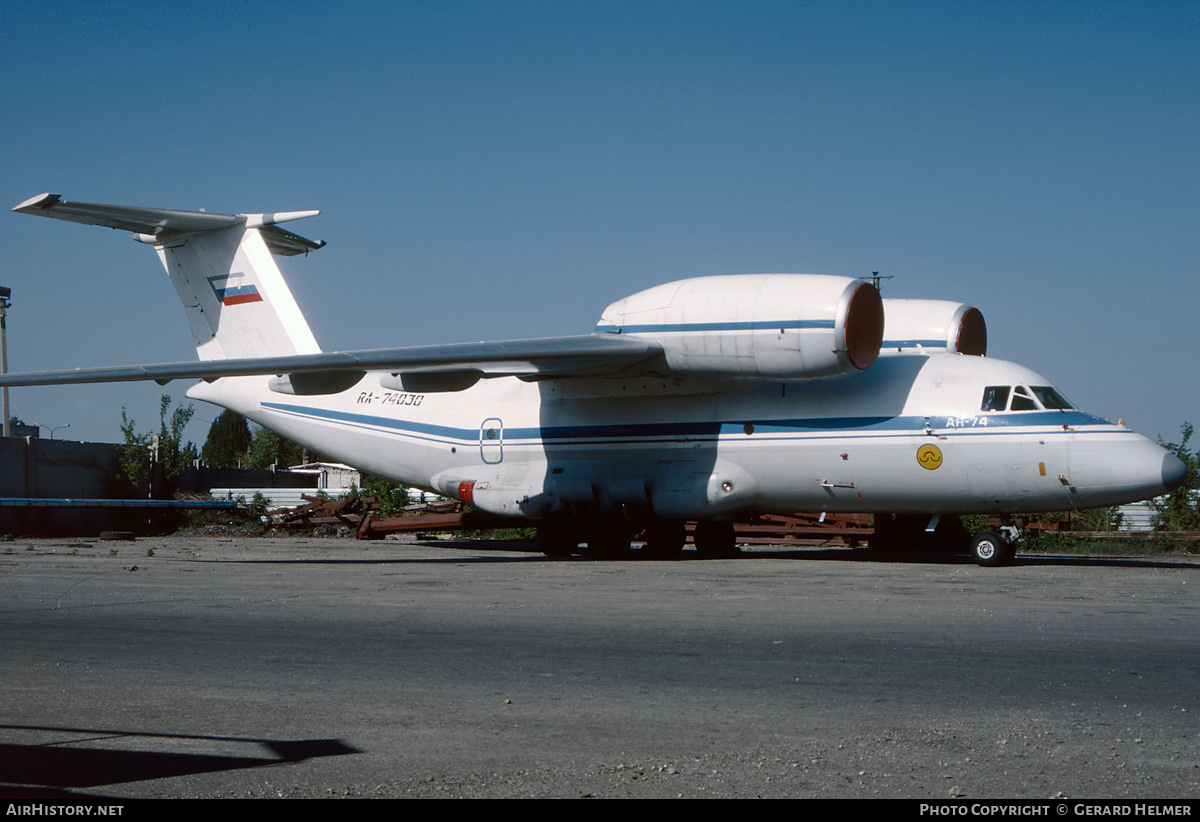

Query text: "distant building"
[207, 463, 362, 511]
[287, 462, 362, 493]
[1116, 501, 1156, 531]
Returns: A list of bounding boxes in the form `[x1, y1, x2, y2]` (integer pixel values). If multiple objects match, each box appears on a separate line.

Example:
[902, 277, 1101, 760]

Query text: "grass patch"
[1021, 532, 1200, 556]
[454, 527, 537, 542]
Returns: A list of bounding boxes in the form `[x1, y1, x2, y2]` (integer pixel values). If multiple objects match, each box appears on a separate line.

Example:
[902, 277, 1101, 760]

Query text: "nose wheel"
[970, 528, 1017, 567]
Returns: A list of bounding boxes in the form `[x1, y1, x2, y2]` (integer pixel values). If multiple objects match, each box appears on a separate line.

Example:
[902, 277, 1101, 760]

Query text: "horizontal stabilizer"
[0, 335, 663, 389]
[12, 193, 324, 256]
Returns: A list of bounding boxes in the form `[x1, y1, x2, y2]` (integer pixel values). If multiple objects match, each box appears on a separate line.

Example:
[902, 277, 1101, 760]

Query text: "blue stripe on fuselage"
[261, 401, 1111, 447]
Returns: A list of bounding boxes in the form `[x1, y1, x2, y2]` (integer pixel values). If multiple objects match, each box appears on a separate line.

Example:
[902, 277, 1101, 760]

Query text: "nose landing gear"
[872, 513, 1022, 566]
[969, 523, 1020, 567]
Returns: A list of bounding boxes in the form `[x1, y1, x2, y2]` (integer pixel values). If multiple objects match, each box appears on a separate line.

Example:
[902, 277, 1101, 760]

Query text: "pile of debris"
[264, 493, 478, 537]
[266, 493, 378, 530]
[732, 513, 873, 546]
[259, 489, 875, 547]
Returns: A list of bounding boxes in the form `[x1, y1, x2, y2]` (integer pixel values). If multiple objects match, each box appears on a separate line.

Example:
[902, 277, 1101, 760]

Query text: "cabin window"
[981, 386, 1010, 411]
[1031, 385, 1074, 410]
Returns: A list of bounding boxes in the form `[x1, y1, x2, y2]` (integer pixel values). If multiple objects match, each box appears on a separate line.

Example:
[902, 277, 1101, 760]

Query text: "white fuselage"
[189, 353, 1177, 521]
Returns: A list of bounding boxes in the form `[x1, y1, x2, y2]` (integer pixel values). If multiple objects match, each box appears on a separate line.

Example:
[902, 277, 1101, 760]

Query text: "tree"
[201, 410, 253, 468]
[360, 474, 410, 517]
[1152, 423, 1200, 531]
[118, 395, 196, 496]
[244, 425, 306, 471]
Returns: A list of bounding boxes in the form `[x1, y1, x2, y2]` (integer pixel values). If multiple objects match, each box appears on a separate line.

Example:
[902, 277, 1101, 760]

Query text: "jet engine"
[595, 274, 884, 381]
[880, 299, 987, 356]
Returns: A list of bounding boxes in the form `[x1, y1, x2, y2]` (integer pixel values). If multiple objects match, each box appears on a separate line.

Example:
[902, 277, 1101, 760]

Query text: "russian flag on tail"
[209, 273, 263, 306]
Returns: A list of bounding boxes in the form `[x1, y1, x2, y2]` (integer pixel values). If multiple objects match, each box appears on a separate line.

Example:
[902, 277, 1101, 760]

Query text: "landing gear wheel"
[867, 514, 895, 552]
[971, 530, 1016, 567]
[586, 520, 633, 559]
[537, 520, 580, 558]
[694, 521, 739, 558]
[641, 521, 686, 558]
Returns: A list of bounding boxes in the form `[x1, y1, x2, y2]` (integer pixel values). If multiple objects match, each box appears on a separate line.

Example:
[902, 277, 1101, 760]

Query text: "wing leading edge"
[0, 335, 664, 390]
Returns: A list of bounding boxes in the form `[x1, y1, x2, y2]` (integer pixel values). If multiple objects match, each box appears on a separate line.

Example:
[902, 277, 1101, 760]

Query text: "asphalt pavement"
[2, 534, 1198, 799]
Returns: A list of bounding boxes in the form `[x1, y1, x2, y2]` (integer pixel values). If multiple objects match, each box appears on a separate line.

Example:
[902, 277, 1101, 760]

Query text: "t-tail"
[13, 193, 323, 361]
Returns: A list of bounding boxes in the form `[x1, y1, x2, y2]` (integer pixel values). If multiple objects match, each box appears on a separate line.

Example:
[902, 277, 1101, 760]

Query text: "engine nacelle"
[880, 299, 987, 357]
[595, 274, 883, 381]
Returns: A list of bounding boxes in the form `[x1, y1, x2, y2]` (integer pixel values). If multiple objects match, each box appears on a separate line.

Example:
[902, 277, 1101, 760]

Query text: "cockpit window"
[981, 386, 1010, 411]
[1031, 385, 1074, 410]
[1010, 386, 1038, 411]
[982, 384, 1074, 412]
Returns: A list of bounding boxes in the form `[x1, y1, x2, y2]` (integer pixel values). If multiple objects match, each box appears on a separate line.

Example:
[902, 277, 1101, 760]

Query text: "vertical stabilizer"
[156, 223, 321, 360]
[11, 194, 324, 361]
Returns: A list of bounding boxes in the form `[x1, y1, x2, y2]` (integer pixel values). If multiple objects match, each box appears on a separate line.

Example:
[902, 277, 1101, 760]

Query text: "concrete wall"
[0, 438, 327, 536]
[0, 437, 127, 498]
[0, 437, 137, 535]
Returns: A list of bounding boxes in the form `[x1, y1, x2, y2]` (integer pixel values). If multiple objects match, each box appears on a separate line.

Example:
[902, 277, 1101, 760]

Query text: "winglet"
[13, 192, 62, 212]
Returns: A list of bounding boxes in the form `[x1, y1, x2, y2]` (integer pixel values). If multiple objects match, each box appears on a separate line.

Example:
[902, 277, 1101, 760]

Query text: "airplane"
[7, 193, 1188, 566]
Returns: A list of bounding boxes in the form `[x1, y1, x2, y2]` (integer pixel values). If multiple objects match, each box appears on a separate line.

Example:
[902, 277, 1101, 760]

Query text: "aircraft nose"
[1068, 432, 1189, 507]
[1162, 452, 1188, 493]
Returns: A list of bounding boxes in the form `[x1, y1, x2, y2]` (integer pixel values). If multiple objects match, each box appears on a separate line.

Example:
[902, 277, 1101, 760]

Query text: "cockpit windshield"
[1030, 385, 1074, 410]
[981, 384, 1075, 412]
[1011, 386, 1037, 411]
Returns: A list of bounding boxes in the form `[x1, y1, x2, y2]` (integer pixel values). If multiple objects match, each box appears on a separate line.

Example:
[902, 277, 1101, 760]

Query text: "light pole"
[0, 286, 10, 438]
[35, 422, 70, 440]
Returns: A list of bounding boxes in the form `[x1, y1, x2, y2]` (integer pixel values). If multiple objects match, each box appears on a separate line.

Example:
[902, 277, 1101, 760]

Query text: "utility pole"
[0, 286, 10, 438]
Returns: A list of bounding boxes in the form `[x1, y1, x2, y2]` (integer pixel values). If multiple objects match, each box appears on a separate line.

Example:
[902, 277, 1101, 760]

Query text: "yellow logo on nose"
[916, 444, 943, 470]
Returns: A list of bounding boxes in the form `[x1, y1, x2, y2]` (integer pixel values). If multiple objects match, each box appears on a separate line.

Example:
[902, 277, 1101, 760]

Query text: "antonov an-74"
[8, 194, 1186, 565]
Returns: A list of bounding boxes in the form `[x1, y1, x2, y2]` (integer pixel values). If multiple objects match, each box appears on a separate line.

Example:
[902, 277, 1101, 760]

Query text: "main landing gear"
[692, 521, 739, 558]
[534, 518, 739, 559]
[641, 520, 687, 558]
[536, 517, 581, 558]
[535, 515, 635, 559]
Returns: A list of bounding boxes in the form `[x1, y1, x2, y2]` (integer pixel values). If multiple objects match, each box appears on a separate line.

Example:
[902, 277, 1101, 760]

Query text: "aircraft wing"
[9, 193, 663, 393]
[0, 335, 664, 390]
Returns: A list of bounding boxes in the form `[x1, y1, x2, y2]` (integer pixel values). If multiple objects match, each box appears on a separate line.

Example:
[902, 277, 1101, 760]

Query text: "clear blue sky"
[1, 0, 1196, 447]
